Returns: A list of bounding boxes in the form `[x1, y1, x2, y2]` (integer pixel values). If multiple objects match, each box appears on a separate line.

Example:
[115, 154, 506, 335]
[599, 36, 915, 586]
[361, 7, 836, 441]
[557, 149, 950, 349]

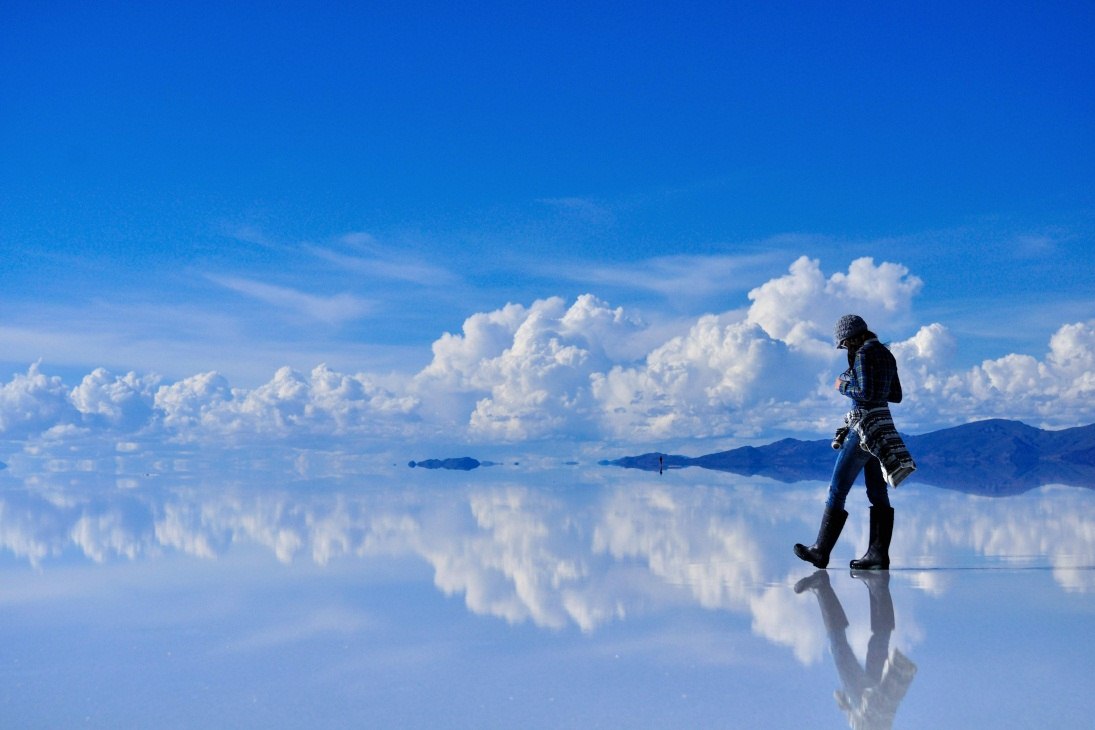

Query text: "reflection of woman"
[795, 570, 917, 730]
[795, 315, 915, 570]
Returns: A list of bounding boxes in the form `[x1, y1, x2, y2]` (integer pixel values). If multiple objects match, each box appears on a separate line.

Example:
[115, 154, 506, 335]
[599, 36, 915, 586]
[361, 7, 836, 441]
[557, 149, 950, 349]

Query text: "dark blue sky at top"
[1, 1, 1093, 381]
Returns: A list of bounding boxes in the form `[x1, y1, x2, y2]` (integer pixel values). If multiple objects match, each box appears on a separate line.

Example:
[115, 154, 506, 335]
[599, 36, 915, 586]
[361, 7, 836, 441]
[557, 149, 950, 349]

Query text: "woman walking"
[794, 314, 915, 570]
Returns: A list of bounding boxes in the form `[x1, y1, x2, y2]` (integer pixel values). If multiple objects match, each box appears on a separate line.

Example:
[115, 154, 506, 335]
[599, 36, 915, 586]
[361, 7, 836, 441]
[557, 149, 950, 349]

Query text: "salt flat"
[1, 458, 1092, 728]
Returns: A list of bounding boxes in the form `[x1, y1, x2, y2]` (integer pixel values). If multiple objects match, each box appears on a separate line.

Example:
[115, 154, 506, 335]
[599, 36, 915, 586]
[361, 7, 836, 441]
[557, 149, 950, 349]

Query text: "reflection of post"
[794, 571, 917, 730]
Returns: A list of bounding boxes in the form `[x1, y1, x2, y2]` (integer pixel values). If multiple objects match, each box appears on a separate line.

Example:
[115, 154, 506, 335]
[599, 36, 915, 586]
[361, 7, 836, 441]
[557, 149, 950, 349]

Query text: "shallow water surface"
[1, 459, 1092, 728]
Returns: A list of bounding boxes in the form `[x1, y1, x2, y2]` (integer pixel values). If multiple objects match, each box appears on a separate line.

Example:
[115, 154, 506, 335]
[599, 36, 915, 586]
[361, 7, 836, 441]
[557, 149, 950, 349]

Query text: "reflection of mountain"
[603, 419, 1095, 494]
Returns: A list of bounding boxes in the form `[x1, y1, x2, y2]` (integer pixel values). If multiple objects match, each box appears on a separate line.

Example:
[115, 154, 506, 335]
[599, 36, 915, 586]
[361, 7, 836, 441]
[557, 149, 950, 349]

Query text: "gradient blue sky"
[2, 2, 1094, 445]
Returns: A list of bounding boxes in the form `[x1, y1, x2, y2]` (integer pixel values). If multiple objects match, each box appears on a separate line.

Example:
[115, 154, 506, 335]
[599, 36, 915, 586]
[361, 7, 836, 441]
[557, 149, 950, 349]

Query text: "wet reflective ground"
[1, 458, 1093, 728]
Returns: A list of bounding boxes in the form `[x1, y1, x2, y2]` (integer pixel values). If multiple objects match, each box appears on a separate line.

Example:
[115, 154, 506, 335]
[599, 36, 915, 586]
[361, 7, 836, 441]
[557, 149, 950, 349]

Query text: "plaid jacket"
[839, 338, 915, 486]
[838, 339, 902, 406]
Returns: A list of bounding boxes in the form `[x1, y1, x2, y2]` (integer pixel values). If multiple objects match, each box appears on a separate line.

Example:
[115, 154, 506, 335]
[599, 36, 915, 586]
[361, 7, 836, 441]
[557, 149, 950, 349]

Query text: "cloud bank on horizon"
[3, 256, 1093, 449]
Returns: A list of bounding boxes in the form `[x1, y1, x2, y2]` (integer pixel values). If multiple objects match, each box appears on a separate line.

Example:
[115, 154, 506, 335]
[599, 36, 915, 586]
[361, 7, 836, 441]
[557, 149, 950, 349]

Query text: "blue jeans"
[826, 428, 891, 511]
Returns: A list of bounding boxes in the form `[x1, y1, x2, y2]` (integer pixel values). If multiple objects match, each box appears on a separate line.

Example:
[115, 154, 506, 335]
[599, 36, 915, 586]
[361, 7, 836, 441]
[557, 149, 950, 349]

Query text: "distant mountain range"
[602, 419, 1095, 495]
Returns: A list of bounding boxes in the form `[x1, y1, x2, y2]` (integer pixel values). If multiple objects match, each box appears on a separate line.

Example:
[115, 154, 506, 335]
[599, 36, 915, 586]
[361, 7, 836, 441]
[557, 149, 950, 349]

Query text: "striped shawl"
[849, 406, 917, 487]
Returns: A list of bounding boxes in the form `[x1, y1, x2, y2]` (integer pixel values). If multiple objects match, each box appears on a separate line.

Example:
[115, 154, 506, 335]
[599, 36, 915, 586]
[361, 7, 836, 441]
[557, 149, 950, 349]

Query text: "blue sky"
[2, 2, 1094, 448]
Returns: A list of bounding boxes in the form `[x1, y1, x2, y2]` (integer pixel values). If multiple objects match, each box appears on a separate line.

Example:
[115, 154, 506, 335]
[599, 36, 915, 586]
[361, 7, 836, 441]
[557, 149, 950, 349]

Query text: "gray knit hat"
[834, 314, 868, 347]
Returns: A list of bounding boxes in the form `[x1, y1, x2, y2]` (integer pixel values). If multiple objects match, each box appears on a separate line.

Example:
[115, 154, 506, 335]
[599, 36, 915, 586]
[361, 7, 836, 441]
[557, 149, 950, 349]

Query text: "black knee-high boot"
[794, 506, 848, 569]
[850, 506, 894, 570]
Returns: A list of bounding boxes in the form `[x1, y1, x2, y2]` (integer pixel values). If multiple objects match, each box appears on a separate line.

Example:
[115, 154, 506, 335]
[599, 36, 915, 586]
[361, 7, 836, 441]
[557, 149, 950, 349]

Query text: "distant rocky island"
[409, 457, 493, 471]
[602, 419, 1095, 495]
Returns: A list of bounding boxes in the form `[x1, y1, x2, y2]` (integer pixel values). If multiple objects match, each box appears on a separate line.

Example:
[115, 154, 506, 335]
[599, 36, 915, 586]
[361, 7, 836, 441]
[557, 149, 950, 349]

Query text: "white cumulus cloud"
[913, 319, 1095, 428]
[592, 315, 820, 440]
[1, 257, 1092, 446]
[153, 365, 418, 442]
[0, 363, 78, 439]
[70, 369, 160, 429]
[747, 255, 922, 350]
[415, 295, 644, 441]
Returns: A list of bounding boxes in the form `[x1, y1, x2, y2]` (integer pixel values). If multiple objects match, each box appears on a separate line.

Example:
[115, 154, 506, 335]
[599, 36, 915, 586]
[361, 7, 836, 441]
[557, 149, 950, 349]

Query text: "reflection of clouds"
[750, 585, 826, 664]
[154, 501, 229, 560]
[0, 491, 157, 566]
[1, 474, 1093, 644]
[592, 484, 777, 640]
[69, 510, 148, 563]
[421, 487, 587, 629]
[897, 485, 1095, 592]
[904, 570, 951, 597]
[0, 497, 65, 565]
[407, 486, 650, 632]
